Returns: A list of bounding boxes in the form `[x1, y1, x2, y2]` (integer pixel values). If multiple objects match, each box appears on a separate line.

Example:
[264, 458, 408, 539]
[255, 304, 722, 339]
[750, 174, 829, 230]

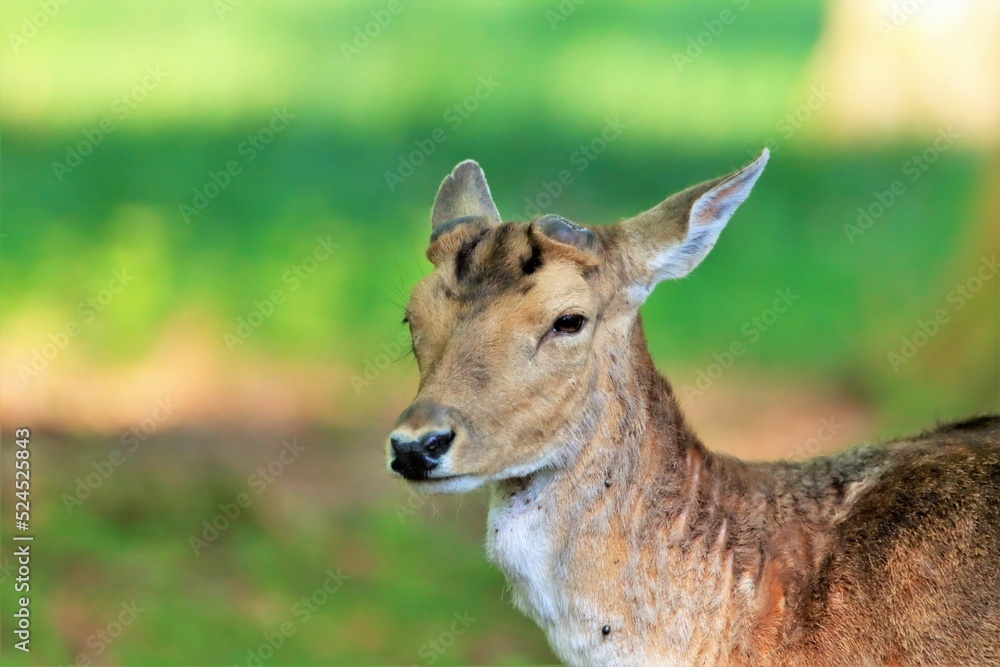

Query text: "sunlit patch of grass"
[2, 0, 823, 142]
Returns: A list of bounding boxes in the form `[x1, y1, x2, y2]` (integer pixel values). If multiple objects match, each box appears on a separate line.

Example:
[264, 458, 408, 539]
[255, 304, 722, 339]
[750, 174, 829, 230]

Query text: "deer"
[385, 151, 1000, 666]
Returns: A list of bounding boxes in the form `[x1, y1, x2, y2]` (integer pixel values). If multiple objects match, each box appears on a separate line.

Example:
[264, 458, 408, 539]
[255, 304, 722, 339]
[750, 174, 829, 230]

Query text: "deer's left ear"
[617, 149, 768, 302]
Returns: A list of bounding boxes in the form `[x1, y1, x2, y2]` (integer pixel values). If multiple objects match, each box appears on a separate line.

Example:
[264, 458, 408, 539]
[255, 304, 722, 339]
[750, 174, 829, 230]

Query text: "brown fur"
[388, 157, 1000, 666]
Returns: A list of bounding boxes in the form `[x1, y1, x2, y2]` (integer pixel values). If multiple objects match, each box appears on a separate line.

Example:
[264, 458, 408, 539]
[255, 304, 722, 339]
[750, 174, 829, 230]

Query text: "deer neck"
[485, 315, 815, 663]
[486, 320, 709, 609]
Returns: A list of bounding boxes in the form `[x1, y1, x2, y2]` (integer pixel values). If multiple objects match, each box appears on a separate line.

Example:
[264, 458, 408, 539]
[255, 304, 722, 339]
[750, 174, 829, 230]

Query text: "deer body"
[387, 153, 1000, 666]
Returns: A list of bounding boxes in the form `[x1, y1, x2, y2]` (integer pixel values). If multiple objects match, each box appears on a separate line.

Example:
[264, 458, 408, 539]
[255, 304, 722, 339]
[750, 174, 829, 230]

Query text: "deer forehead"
[411, 222, 597, 327]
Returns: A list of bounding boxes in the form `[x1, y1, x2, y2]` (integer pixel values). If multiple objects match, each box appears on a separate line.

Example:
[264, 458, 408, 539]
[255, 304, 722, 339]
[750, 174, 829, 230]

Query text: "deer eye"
[552, 314, 586, 334]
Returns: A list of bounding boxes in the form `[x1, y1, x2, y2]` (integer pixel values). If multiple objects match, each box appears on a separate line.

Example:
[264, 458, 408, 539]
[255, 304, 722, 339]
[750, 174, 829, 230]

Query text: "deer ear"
[430, 160, 501, 238]
[619, 149, 768, 301]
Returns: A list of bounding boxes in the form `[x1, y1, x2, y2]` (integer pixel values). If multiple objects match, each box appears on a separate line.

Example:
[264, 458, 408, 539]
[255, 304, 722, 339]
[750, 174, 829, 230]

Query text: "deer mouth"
[408, 474, 485, 495]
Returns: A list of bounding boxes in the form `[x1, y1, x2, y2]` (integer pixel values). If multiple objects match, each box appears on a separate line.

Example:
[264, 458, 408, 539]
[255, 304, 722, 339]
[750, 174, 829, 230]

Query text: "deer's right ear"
[430, 160, 501, 240]
[616, 149, 768, 303]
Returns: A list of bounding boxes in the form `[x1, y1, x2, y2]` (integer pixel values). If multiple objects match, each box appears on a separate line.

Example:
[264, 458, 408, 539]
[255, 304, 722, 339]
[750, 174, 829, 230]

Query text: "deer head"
[387, 151, 768, 493]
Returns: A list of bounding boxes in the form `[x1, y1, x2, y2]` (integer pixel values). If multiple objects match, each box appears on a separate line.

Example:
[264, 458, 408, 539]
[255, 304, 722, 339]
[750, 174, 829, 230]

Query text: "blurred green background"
[1, 1, 997, 665]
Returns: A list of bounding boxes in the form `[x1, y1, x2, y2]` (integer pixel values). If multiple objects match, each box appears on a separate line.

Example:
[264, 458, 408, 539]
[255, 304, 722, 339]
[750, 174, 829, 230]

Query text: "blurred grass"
[0, 429, 553, 665]
[1, 1, 997, 665]
[3, 127, 994, 425]
[1, 0, 822, 137]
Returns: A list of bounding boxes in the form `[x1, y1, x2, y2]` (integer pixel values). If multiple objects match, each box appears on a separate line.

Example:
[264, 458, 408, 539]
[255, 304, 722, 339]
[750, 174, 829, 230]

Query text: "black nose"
[389, 429, 455, 480]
